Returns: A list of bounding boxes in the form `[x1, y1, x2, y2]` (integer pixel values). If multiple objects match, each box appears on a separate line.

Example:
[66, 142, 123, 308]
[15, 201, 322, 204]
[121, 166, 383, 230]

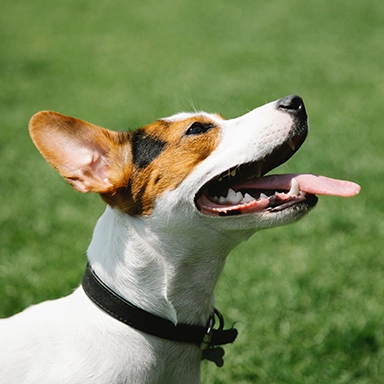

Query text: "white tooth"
[242, 193, 254, 203]
[218, 177, 223, 182]
[287, 140, 296, 151]
[211, 196, 219, 202]
[226, 188, 243, 204]
[230, 169, 237, 177]
[288, 178, 299, 196]
[235, 190, 244, 201]
[218, 196, 226, 204]
[226, 188, 235, 198]
[259, 193, 268, 199]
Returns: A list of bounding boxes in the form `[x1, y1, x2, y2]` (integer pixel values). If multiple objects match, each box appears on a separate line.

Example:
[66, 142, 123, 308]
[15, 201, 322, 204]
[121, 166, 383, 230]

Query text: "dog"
[0, 95, 360, 383]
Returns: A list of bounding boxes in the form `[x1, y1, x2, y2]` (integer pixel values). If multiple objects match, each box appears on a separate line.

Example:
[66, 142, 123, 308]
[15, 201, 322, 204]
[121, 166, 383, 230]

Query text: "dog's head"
[29, 95, 360, 235]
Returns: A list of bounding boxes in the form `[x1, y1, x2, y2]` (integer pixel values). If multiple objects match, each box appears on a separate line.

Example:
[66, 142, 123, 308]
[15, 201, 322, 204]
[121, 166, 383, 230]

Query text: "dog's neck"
[87, 206, 252, 326]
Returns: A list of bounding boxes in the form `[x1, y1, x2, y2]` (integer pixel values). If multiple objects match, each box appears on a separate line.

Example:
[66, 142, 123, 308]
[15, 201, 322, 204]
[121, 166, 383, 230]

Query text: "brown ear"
[29, 111, 132, 193]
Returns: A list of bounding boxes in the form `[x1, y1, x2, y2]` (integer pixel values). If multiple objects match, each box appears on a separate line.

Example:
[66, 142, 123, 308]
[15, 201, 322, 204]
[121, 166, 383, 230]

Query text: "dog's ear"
[29, 111, 133, 193]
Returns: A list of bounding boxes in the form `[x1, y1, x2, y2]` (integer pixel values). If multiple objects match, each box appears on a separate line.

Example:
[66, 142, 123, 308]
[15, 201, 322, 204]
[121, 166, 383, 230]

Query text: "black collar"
[82, 263, 238, 352]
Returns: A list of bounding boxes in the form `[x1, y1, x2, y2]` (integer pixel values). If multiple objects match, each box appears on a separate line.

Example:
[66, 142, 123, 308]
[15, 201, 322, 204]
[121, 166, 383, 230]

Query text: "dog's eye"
[185, 122, 214, 136]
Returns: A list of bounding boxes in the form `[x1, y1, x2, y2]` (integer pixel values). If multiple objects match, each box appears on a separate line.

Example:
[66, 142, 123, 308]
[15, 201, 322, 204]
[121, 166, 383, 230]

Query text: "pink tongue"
[237, 174, 361, 197]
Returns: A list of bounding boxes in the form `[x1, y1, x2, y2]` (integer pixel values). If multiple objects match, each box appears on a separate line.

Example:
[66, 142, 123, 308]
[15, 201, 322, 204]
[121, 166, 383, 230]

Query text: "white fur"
[0, 98, 307, 383]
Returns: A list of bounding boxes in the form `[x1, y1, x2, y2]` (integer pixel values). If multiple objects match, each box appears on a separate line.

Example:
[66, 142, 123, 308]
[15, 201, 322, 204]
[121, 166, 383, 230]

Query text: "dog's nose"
[277, 95, 307, 119]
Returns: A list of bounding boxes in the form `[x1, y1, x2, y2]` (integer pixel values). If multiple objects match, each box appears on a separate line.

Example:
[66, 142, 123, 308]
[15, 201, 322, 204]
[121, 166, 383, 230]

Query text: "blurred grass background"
[0, 0, 383, 383]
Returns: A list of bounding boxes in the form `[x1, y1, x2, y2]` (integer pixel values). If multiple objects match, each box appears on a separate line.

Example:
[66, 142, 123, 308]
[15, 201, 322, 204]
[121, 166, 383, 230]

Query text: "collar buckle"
[200, 315, 214, 351]
[200, 308, 225, 351]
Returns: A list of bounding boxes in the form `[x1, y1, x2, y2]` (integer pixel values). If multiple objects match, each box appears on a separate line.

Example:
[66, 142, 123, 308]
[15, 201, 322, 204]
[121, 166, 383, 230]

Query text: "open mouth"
[195, 133, 360, 216]
[195, 132, 311, 216]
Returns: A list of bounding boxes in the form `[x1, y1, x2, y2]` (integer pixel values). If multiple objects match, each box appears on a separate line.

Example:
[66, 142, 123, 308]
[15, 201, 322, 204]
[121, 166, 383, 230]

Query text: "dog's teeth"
[287, 140, 296, 151]
[235, 190, 244, 201]
[226, 188, 243, 204]
[211, 196, 219, 202]
[236, 191, 244, 202]
[242, 193, 254, 203]
[218, 196, 226, 204]
[259, 193, 268, 200]
[230, 169, 237, 177]
[226, 188, 236, 199]
[218, 176, 223, 182]
[287, 178, 300, 196]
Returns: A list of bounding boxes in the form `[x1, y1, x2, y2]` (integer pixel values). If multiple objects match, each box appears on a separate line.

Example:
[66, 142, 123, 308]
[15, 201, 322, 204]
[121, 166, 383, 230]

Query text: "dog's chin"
[258, 197, 318, 227]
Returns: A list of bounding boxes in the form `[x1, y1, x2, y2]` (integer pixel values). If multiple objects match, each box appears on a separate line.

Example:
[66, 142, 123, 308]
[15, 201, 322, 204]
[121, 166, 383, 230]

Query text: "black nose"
[277, 94, 307, 119]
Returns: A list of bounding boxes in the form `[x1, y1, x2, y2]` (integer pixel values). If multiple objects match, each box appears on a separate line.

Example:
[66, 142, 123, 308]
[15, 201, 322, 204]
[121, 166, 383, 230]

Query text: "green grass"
[1, 0, 383, 382]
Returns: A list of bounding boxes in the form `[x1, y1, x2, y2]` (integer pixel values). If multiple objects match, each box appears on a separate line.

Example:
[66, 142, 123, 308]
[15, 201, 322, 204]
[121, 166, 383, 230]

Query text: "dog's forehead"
[143, 111, 225, 140]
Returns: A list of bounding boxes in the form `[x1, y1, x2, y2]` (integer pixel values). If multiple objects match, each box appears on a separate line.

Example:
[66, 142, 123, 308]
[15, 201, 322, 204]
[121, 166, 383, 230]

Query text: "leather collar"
[81, 263, 238, 351]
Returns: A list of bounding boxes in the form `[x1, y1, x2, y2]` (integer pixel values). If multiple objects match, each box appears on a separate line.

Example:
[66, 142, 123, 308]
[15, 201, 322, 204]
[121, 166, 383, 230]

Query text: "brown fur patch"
[30, 111, 221, 216]
[30, 111, 134, 194]
[103, 116, 221, 215]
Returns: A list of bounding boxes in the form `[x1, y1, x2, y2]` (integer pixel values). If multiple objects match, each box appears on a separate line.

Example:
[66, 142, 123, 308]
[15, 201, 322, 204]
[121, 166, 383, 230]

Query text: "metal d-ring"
[214, 308, 224, 331]
[200, 308, 226, 350]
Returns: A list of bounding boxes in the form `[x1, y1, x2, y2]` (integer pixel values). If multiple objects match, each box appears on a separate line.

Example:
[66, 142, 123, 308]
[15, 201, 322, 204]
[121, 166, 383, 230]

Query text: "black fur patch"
[132, 130, 166, 169]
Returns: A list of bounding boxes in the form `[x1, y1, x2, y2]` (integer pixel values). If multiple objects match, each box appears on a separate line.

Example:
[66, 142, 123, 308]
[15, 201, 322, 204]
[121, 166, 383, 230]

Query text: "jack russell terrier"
[0, 95, 360, 383]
